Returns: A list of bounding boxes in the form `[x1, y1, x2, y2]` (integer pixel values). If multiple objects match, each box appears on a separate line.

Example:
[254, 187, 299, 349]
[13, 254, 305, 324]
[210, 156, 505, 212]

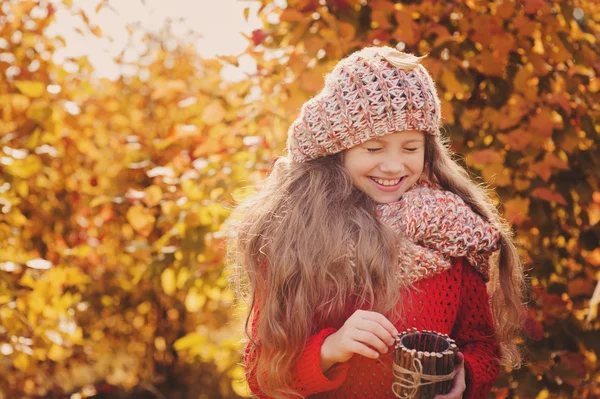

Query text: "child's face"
[342, 130, 425, 204]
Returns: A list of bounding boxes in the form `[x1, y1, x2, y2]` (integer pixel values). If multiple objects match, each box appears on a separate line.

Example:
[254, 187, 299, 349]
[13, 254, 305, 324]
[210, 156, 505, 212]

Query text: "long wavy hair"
[227, 133, 524, 398]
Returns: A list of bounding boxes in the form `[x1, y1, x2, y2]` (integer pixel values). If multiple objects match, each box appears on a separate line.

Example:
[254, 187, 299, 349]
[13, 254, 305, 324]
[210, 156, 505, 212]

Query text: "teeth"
[372, 177, 402, 186]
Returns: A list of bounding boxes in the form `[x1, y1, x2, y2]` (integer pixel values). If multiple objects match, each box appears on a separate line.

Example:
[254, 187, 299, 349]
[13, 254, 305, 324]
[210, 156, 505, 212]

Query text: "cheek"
[411, 154, 426, 174]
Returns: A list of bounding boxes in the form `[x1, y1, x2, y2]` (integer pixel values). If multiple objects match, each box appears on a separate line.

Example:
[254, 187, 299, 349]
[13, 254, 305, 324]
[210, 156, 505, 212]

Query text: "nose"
[379, 155, 405, 174]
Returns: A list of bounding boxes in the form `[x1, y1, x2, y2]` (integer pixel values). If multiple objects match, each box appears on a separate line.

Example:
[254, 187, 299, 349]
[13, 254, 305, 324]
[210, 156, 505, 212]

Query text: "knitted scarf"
[375, 180, 501, 283]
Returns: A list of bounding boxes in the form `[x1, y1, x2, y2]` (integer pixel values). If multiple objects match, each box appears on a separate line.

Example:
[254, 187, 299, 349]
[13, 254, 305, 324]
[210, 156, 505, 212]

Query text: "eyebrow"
[368, 138, 424, 144]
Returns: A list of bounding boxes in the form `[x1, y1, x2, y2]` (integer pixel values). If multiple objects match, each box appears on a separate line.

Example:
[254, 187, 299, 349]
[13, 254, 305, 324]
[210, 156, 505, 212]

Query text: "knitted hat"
[286, 45, 442, 163]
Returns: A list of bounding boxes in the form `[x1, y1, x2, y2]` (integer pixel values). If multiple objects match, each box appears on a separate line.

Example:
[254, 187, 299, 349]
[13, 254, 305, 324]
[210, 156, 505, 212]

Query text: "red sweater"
[244, 258, 501, 399]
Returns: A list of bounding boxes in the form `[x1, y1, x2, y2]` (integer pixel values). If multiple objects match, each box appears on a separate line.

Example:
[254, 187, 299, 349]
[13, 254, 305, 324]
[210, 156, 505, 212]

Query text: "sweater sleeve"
[451, 258, 502, 399]
[243, 307, 350, 398]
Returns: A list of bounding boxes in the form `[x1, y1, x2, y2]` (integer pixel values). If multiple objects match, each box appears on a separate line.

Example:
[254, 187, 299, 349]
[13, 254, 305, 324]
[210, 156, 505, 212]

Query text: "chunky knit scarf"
[375, 180, 501, 283]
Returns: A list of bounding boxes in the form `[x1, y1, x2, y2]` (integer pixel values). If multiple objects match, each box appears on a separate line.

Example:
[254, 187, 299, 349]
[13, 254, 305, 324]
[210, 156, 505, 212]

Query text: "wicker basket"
[392, 329, 458, 399]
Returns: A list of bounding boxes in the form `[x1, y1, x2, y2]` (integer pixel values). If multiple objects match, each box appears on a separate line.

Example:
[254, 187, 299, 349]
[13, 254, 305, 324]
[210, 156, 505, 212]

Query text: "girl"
[228, 46, 525, 399]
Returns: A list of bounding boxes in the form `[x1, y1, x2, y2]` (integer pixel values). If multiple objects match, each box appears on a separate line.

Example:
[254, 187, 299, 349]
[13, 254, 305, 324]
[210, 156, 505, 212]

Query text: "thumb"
[455, 351, 465, 366]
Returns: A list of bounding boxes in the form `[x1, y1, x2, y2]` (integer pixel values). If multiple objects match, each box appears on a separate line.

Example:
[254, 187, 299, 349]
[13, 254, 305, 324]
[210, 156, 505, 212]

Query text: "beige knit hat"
[286, 45, 442, 163]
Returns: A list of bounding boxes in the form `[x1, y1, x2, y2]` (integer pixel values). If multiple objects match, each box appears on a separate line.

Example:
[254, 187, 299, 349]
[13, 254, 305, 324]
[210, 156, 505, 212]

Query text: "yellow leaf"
[90, 196, 112, 208]
[15, 81, 45, 98]
[5, 155, 42, 179]
[182, 180, 204, 201]
[143, 185, 163, 207]
[96, 0, 107, 13]
[13, 353, 30, 371]
[91, 25, 102, 37]
[185, 287, 206, 312]
[173, 332, 206, 351]
[202, 101, 226, 125]
[177, 267, 191, 289]
[588, 204, 600, 226]
[161, 268, 176, 296]
[48, 344, 70, 362]
[185, 207, 212, 227]
[126, 205, 155, 237]
[536, 389, 549, 399]
[232, 378, 252, 397]
[16, 180, 29, 197]
[587, 279, 600, 323]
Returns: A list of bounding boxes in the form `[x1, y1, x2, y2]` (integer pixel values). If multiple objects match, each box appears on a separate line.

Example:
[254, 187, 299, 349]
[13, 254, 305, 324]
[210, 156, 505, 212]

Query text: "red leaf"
[529, 109, 554, 137]
[523, 308, 544, 340]
[531, 187, 567, 205]
[252, 30, 268, 46]
[523, 0, 547, 15]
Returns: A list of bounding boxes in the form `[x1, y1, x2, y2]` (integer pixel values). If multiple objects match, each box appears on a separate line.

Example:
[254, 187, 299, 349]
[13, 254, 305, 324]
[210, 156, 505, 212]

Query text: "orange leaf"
[495, 95, 531, 130]
[339, 22, 356, 41]
[481, 162, 511, 187]
[440, 69, 463, 96]
[279, 8, 305, 22]
[567, 278, 595, 298]
[300, 69, 324, 93]
[465, 149, 503, 166]
[529, 108, 554, 137]
[440, 101, 455, 125]
[126, 205, 156, 237]
[497, 128, 533, 151]
[202, 101, 226, 126]
[531, 187, 567, 205]
[503, 197, 530, 225]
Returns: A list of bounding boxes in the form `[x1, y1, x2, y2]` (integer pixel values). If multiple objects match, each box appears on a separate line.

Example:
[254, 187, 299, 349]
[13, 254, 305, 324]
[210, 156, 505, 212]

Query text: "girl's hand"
[434, 352, 466, 399]
[320, 310, 398, 372]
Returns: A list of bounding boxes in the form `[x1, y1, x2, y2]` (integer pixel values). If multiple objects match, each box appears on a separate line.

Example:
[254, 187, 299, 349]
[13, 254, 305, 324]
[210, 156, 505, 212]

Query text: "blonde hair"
[227, 133, 524, 398]
[424, 133, 525, 367]
[227, 153, 405, 398]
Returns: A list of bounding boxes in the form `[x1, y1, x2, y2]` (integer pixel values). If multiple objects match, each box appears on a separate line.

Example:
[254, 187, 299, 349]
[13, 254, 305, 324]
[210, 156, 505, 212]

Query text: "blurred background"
[0, 0, 599, 398]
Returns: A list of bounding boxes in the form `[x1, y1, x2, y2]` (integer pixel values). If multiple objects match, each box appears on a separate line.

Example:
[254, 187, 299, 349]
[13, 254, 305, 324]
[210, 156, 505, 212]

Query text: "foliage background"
[0, 0, 599, 398]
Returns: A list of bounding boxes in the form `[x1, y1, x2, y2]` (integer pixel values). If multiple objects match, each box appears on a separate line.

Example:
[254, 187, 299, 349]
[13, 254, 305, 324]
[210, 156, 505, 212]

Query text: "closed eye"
[366, 148, 382, 152]
[405, 148, 418, 152]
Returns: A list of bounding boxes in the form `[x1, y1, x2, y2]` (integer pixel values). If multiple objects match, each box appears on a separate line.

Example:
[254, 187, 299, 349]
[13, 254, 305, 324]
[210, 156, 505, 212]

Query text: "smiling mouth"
[369, 176, 405, 186]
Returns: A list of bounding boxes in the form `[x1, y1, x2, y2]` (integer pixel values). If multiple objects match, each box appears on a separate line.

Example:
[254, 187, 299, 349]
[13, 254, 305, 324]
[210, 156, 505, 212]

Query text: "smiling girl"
[228, 46, 525, 399]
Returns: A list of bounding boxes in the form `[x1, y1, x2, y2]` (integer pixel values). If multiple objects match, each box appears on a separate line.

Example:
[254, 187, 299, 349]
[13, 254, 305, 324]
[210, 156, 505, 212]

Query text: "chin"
[371, 193, 404, 204]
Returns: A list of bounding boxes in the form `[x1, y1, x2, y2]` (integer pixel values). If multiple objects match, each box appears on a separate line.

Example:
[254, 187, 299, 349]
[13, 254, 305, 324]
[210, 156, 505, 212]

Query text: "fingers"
[352, 329, 390, 355]
[357, 319, 396, 346]
[349, 340, 381, 359]
[335, 310, 399, 362]
[434, 352, 466, 399]
[357, 310, 399, 337]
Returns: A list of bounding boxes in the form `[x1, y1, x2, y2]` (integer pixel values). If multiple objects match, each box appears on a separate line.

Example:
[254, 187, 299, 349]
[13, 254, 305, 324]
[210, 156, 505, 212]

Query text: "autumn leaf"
[15, 81, 46, 97]
[2, 1, 599, 397]
[173, 332, 206, 351]
[161, 268, 176, 296]
[126, 205, 156, 237]
[184, 287, 206, 312]
[202, 101, 226, 125]
[503, 197, 530, 225]
[300, 69, 324, 93]
[531, 187, 567, 205]
[465, 149, 503, 167]
[251, 29, 268, 46]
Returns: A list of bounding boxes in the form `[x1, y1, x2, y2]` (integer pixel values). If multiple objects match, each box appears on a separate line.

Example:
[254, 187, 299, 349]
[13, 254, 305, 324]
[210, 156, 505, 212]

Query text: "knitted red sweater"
[244, 258, 501, 399]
